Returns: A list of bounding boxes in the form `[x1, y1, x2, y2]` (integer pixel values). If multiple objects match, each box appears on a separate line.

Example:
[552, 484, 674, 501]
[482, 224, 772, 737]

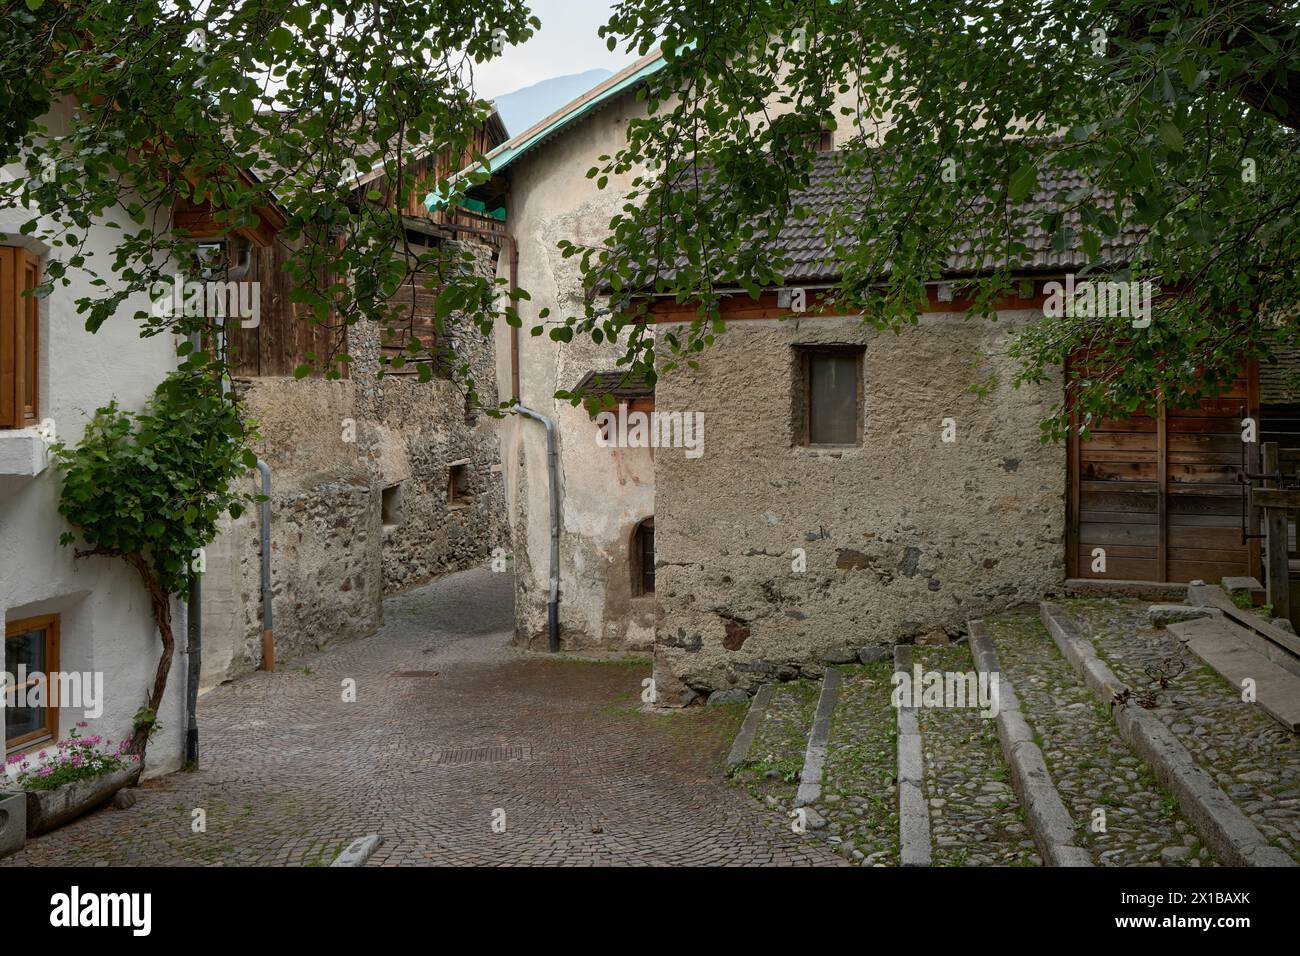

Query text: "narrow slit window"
[634, 518, 655, 595]
[447, 462, 470, 507]
[381, 483, 403, 528]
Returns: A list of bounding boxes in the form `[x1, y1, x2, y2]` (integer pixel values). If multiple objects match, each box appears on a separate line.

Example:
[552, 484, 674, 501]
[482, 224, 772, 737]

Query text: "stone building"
[198, 117, 512, 686]
[457, 59, 1294, 701]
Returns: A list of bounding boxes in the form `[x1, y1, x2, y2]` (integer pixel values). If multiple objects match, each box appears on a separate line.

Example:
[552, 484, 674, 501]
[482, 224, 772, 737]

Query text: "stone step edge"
[894, 645, 933, 867]
[1169, 617, 1300, 733]
[794, 668, 842, 808]
[330, 834, 382, 867]
[967, 620, 1093, 867]
[1039, 602, 1296, 868]
[725, 684, 775, 772]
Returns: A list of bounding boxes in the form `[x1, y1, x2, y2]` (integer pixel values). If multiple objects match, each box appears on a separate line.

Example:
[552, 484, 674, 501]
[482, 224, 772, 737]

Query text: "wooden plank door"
[1067, 360, 1259, 583]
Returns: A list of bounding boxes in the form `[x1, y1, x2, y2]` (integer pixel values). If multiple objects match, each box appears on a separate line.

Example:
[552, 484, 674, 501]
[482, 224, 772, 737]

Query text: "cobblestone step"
[727, 663, 900, 866]
[984, 609, 1215, 867]
[1054, 597, 1300, 866]
[818, 659, 900, 865]
[795, 669, 842, 807]
[728, 679, 822, 812]
[911, 642, 1041, 866]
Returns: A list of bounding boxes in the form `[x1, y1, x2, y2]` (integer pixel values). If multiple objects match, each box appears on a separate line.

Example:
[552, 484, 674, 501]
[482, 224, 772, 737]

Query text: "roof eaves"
[425, 48, 666, 213]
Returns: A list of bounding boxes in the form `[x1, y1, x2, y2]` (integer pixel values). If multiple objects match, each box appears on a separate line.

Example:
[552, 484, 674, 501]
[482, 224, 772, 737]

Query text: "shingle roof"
[644, 149, 1146, 288]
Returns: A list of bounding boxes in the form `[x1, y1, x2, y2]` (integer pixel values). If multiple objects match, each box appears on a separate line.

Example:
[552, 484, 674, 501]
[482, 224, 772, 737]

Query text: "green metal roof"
[425, 49, 666, 218]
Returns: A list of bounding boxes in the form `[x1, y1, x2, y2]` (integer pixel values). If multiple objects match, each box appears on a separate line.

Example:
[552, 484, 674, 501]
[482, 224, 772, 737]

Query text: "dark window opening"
[447, 462, 470, 507]
[800, 346, 863, 446]
[381, 483, 404, 528]
[403, 228, 442, 249]
[633, 518, 655, 595]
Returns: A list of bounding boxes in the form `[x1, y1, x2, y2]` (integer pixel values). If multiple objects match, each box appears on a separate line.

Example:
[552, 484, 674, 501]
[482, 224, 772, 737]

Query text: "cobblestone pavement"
[4, 567, 842, 867]
[1063, 597, 1300, 863]
[914, 645, 1038, 867]
[986, 611, 1215, 867]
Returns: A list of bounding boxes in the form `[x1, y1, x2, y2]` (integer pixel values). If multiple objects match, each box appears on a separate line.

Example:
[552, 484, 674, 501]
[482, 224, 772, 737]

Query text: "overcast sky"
[471, 0, 639, 100]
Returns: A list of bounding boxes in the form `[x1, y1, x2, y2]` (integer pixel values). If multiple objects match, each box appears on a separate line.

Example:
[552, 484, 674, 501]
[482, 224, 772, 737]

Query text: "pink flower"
[77, 720, 88, 728]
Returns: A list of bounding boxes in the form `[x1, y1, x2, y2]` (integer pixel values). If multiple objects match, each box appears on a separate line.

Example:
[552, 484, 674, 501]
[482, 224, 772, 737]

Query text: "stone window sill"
[0, 428, 50, 479]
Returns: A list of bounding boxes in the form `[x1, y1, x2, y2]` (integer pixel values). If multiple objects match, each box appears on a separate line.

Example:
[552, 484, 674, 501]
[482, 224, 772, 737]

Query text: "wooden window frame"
[5, 613, 60, 753]
[1, 245, 41, 429]
[797, 345, 864, 447]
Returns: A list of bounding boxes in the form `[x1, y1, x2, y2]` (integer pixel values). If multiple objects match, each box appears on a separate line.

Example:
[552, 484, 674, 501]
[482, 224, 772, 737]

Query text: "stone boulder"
[1148, 605, 1213, 627]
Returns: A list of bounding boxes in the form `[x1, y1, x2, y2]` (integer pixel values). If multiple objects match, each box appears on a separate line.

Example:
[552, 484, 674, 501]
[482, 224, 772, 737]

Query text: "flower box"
[22, 765, 141, 837]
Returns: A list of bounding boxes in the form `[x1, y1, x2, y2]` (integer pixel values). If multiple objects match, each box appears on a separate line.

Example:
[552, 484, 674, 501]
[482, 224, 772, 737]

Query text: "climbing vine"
[50, 366, 257, 764]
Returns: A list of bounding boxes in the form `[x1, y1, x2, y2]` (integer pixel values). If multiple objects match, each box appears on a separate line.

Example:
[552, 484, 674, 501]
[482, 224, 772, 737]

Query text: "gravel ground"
[986, 609, 1214, 867]
[1063, 597, 1300, 863]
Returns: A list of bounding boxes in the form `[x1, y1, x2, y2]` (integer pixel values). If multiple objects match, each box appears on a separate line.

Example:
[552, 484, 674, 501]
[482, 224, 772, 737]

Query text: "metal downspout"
[513, 403, 559, 652]
[255, 459, 274, 670]
[182, 241, 254, 766]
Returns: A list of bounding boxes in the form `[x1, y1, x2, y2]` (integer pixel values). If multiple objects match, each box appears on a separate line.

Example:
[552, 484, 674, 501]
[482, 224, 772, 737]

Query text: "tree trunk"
[123, 552, 175, 764]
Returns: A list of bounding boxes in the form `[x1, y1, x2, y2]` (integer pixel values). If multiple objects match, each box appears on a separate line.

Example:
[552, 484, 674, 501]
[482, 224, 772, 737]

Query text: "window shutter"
[0, 246, 39, 428]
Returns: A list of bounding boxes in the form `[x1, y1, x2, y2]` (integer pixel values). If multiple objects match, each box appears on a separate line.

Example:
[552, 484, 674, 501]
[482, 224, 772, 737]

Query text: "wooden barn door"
[1067, 359, 1260, 583]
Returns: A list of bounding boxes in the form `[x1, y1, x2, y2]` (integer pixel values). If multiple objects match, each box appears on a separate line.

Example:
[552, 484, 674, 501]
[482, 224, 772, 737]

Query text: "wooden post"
[1262, 443, 1292, 622]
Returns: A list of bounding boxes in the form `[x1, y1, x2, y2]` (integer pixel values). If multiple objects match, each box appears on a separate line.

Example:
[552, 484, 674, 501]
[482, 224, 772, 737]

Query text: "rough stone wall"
[350, 239, 508, 594]
[651, 312, 1066, 704]
[200, 239, 506, 684]
[204, 379, 383, 682]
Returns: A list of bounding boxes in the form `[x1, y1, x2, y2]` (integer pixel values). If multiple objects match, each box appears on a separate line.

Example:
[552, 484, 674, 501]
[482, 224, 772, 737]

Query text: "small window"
[447, 461, 470, 507]
[633, 518, 655, 595]
[1, 246, 40, 429]
[5, 614, 60, 752]
[799, 346, 863, 446]
[381, 483, 404, 528]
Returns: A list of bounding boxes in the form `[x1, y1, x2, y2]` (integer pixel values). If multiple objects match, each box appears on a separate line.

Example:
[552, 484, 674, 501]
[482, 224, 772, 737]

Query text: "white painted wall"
[496, 88, 657, 651]
[1, 104, 195, 779]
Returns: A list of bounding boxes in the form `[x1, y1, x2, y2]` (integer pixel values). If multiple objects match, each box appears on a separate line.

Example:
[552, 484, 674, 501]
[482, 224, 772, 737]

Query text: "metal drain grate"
[433, 745, 531, 766]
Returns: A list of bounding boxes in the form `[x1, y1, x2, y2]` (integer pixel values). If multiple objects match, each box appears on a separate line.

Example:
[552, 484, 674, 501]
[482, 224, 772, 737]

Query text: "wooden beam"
[1157, 398, 1168, 582]
[1252, 488, 1300, 509]
[1262, 443, 1293, 622]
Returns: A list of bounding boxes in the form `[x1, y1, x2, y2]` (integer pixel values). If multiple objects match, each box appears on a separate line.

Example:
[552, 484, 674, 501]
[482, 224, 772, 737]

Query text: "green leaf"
[1158, 121, 1184, 151]
[1008, 162, 1038, 202]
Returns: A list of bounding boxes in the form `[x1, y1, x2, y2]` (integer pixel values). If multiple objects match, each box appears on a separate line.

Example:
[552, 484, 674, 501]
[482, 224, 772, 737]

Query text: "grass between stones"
[1062, 597, 1300, 863]
[913, 644, 1039, 867]
[729, 679, 821, 811]
[986, 609, 1214, 866]
[815, 660, 900, 865]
